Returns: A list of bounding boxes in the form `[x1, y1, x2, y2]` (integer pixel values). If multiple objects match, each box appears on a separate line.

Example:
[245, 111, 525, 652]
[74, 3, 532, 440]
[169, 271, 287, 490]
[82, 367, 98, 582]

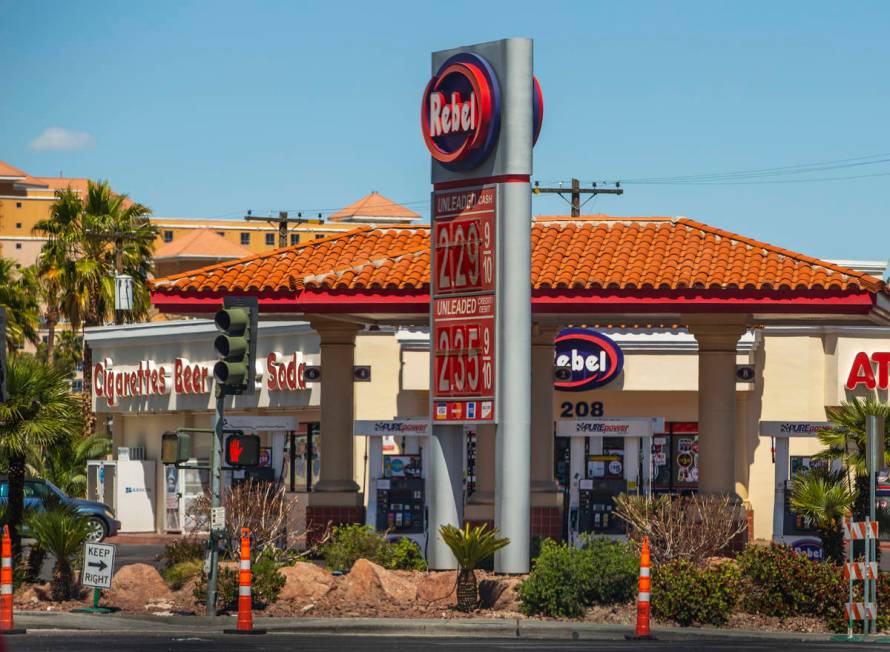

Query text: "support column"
[306, 319, 363, 544]
[530, 324, 559, 493]
[689, 321, 748, 496]
[427, 425, 464, 569]
[530, 324, 563, 540]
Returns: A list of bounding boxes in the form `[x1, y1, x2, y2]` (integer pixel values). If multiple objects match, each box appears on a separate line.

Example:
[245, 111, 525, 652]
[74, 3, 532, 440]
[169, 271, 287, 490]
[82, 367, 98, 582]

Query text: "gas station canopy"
[150, 216, 890, 327]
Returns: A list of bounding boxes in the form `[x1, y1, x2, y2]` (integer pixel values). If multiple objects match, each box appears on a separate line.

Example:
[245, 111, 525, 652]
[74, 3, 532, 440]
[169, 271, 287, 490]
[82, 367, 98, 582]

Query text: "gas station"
[145, 37, 890, 573]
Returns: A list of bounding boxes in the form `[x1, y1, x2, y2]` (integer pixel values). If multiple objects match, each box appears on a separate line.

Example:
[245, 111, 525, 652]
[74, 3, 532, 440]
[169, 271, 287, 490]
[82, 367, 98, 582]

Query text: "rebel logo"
[421, 52, 543, 171]
[554, 328, 624, 392]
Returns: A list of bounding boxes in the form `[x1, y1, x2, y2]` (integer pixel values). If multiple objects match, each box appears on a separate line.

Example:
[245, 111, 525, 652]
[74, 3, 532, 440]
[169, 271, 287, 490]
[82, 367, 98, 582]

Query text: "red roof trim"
[151, 287, 875, 316]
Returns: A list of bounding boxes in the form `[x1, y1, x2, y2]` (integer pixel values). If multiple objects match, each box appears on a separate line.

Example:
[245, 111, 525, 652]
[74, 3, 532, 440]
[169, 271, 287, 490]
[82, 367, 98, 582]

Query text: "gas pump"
[354, 419, 430, 551]
[761, 421, 834, 561]
[556, 418, 662, 546]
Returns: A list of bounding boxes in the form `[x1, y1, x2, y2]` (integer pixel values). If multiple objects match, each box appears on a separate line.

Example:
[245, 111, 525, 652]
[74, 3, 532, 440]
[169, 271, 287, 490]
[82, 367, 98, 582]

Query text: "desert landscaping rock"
[107, 563, 173, 611]
[479, 576, 523, 611]
[279, 562, 335, 603]
[339, 559, 417, 604]
[416, 571, 457, 605]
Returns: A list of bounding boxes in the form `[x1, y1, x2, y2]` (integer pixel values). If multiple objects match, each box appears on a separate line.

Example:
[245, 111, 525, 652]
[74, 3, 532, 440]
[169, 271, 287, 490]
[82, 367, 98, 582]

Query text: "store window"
[265, 233, 275, 246]
[163, 230, 173, 243]
[290, 234, 299, 246]
[240, 232, 250, 245]
[71, 379, 83, 393]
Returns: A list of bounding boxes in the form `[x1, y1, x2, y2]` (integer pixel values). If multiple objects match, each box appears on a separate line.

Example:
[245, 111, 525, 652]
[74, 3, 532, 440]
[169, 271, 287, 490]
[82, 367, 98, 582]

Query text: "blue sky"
[1, 1, 888, 260]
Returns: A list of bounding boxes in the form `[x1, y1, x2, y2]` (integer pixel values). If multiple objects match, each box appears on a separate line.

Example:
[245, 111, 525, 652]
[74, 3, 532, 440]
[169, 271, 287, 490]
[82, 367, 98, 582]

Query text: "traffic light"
[161, 431, 192, 464]
[213, 298, 257, 395]
[225, 432, 260, 468]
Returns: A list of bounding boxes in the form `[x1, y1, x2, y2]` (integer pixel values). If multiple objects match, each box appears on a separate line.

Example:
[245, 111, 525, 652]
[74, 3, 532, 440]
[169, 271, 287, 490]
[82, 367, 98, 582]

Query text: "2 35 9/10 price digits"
[433, 320, 494, 398]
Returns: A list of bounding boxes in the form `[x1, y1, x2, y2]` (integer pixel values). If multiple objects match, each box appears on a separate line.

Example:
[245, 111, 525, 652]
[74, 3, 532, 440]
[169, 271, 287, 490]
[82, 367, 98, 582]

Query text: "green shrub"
[319, 524, 427, 571]
[651, 559, 740, 626]
[736, 544, 845, 620]
[519, 537, 640, 618]
[159, 536, 206, 569]
[520, 540, 597, 617]
[163, 559, 204, 590]
[320, 524, 383, 571]
[193, 556, 285, 609]
[379, 537, 427, 571]
[580, 535, 640, 604]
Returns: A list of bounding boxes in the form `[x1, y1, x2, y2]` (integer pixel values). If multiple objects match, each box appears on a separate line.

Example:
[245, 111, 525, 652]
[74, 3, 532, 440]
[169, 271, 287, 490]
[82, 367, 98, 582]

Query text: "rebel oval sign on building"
[554, 328, 624, 392]
[421, 52, 543, 171]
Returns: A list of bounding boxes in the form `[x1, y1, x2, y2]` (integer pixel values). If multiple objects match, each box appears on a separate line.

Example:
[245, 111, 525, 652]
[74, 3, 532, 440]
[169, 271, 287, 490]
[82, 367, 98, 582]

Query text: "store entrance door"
[557, 418, 661, 546]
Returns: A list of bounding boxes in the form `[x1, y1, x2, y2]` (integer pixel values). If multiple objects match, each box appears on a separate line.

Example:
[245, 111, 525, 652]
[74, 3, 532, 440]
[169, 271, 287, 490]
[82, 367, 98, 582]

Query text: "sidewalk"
[10, 611, 885, 642]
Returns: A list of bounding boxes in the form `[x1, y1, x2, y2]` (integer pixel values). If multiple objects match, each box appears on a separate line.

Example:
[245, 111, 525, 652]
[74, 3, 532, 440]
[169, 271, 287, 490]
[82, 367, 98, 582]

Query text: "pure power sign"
[82, 542, 116, 589]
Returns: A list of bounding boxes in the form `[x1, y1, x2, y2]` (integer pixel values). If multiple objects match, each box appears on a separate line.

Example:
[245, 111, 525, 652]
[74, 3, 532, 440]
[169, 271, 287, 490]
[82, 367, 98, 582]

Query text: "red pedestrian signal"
[225, 433, 260, 468]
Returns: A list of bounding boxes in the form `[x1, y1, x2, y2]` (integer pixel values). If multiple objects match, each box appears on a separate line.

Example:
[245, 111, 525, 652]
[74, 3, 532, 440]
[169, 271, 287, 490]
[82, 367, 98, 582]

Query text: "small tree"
[789, 471, 855, 563]
[613, 493, 747, 564]
[439, 523, 509, 612]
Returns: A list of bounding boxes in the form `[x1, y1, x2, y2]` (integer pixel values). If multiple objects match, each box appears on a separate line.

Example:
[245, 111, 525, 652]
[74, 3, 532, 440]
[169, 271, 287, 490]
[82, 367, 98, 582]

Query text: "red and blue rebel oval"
[554, 328, 624, 392]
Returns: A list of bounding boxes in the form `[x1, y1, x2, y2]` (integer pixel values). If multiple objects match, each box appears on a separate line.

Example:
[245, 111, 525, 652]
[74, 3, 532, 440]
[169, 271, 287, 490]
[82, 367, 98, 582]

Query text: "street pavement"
[2, 633, 886, 651]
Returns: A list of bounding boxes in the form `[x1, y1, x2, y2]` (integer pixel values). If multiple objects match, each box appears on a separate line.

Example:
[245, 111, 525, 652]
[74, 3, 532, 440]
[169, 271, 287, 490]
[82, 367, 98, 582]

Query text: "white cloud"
[28, 127, 96, 152]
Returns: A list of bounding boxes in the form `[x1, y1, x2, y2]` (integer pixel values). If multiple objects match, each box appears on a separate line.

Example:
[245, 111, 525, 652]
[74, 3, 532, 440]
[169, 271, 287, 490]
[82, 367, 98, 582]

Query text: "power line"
[532, 179, 623, 216]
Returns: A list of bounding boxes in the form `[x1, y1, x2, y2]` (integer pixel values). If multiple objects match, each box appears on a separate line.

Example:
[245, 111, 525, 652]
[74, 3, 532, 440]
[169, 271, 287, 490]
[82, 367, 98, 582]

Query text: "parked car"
[0, 478, 120, 542]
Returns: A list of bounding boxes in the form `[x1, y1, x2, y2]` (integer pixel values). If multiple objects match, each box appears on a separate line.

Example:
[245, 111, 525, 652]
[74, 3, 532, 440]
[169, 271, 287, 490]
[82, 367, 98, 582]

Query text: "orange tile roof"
[0, 161, 28, 179]
[151, 217, 884, 296]
[154, 228, 253, 261]
[29, 176, 90, 195]
[328, 191, 421, 222]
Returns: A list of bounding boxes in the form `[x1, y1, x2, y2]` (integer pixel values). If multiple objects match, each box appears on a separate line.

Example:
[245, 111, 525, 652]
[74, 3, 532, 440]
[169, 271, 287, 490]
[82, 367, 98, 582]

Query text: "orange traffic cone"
[626, 536, 654, 640]
[1, 526, 25, 635]
[224, 528, 265, 635]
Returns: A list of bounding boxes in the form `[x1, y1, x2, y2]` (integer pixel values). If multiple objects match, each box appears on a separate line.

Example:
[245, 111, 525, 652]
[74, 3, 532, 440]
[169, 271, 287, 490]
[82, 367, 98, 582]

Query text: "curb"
[11, 612, 851, 642]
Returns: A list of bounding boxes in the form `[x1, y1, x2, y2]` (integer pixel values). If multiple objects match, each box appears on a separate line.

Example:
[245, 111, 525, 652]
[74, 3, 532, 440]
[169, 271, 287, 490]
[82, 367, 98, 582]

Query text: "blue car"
[0, 478, 121, 542]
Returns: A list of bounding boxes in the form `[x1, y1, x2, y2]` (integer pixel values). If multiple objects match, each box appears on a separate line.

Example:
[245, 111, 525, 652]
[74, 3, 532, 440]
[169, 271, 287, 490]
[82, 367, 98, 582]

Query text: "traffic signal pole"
[207, 388, 225, 616]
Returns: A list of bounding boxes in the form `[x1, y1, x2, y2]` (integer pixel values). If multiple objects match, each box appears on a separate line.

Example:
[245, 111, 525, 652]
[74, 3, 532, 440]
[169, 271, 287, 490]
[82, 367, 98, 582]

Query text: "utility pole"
[533, 178, 623, 216]
[244, 211, 306, 248]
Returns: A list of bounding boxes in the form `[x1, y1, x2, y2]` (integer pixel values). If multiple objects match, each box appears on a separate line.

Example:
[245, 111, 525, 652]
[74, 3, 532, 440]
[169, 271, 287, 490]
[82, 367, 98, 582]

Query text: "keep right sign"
[81, 542, 116, 589]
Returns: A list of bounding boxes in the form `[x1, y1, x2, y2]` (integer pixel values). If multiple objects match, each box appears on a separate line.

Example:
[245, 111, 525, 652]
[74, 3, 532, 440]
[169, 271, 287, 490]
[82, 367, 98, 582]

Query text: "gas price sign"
[431, 186, 496, 423]
[433, 187, 495, 295]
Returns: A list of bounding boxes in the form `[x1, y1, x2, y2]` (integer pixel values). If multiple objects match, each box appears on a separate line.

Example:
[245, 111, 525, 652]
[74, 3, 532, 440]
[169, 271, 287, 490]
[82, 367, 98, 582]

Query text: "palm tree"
[815, 398, 890, 521]
[33, 180, 156, 432]
[0, 258, 40, 350]
[28, 431, 110, 498]
[0, 354, 82, 557]
[439, 523, 510, 612]
[789, 470, 856, 563]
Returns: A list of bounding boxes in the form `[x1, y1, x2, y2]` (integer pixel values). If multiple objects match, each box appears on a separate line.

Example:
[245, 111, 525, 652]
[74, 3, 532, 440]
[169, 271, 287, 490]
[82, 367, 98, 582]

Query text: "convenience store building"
[88, 216, 890, 552]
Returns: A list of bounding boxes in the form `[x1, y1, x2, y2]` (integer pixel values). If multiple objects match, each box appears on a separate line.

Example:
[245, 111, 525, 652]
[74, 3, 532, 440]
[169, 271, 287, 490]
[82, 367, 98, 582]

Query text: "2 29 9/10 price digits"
[433, 319, 494, 398]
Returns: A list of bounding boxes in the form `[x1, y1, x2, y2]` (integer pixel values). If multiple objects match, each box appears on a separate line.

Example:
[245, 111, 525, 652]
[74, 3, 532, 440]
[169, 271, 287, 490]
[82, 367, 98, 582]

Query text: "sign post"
[424, 38, 541, 573]
[75, 542, 116, 614]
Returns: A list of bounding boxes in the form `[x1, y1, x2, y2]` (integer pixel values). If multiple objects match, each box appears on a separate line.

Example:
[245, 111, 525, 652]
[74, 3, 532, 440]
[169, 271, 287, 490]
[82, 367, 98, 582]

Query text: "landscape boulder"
[339, 559, 416, 604]
[479, 576, 523, 611]
[416, 571, 457, 605]
[279, 562, 335, 603]
[107, 563, 173, 611]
